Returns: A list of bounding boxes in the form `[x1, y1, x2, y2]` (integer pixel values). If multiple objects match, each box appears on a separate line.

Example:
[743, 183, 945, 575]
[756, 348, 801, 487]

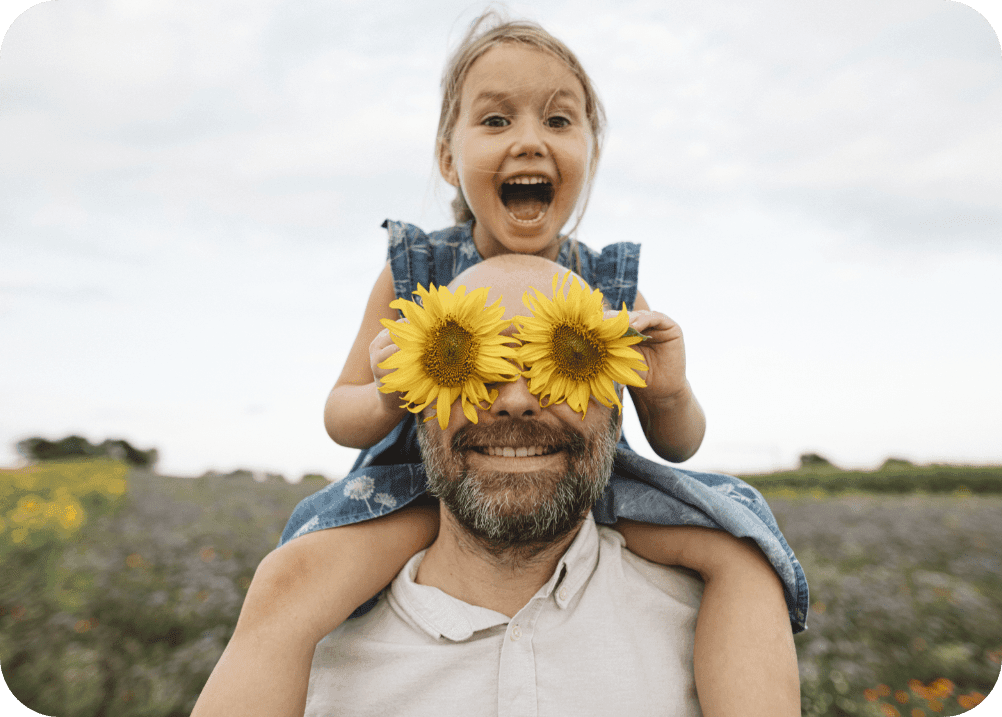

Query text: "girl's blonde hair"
[436, 11, 606, 228]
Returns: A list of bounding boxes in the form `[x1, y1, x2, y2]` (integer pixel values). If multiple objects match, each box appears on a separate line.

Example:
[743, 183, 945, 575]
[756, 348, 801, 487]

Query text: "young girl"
[192, 13, 806, 717]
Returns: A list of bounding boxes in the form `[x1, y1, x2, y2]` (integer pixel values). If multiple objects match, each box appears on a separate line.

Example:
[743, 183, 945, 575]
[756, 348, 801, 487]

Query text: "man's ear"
[439, 141, 460, 187]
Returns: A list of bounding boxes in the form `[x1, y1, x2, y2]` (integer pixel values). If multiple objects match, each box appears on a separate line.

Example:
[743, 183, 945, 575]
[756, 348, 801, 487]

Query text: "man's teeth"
[485, 446, 552, 457]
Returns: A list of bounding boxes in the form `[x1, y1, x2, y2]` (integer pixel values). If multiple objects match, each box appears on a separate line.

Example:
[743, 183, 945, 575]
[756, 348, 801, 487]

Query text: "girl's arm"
[325, 262, 408, 448]
[626, 290, 706, 462]
[615, 520, 800, 717]
[191, 505, 440, 717]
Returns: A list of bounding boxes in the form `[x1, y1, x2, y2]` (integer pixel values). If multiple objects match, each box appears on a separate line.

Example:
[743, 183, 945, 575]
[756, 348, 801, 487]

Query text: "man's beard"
[417, 413, 618, 562]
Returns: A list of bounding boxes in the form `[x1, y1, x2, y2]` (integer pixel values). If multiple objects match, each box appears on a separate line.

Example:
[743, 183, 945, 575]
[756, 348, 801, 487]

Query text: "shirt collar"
[389, 514, 601, 642]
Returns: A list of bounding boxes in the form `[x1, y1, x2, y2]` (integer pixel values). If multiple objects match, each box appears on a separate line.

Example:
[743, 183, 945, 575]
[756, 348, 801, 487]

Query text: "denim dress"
[282, 220, 810, 633]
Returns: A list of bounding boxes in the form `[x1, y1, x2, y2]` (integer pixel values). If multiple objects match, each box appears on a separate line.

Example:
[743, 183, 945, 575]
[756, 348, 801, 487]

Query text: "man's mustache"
[451, 418, 587, 456]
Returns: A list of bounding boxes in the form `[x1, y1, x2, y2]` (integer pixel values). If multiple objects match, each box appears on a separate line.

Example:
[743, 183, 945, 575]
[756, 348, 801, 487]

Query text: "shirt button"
[510, 625, 522, 641]
[558, 587, 569, 601]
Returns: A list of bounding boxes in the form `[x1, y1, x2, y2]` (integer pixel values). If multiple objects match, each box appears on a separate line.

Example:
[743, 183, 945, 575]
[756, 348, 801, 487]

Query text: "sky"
[1, 0, 1001, 483]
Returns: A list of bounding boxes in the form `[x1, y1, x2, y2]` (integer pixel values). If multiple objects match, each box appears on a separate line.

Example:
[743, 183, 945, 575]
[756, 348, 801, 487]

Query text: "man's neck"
[414, 510, 582, 618]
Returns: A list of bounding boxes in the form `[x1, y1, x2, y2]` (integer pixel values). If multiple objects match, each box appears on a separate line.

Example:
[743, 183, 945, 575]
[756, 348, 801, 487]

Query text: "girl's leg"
[615, 521, 800, 717]
[191, 504, 439, 717]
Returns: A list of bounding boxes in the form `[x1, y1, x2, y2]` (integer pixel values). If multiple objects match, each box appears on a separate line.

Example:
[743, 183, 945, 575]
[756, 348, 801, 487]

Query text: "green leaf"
[623, 326, 651, 342]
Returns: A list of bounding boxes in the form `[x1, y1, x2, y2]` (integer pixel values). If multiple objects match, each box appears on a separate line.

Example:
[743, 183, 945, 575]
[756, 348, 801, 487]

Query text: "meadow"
[1, 459, 999, 716]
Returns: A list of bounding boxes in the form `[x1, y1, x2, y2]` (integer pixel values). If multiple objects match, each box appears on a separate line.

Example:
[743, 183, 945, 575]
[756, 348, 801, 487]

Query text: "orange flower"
[910, 709, 925, 717]
[877, 684, 892, 697]
[929, 678, 953, 698]
[895, 690, 909, 704]
[880, 704, 901, 717]
[927, 698, 943, 713]
[864, 689, 879, 702]
[957, 692, 985, 709]
[909, 679, 931, 700]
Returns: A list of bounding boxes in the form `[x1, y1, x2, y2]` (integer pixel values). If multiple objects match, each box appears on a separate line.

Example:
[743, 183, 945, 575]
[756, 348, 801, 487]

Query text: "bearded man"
[301, 255, 715, 716]
[191, 253, 800, 717]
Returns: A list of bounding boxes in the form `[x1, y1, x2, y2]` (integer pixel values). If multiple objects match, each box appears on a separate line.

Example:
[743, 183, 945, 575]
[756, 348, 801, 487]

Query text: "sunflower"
[514, 273, 647, 418]
[378, 283, 520, 429]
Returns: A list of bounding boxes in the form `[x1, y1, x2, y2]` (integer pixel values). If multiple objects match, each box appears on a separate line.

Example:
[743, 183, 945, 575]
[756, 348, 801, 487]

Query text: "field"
[1, 460, 1000, 716]
[764, 492, 1000, 716]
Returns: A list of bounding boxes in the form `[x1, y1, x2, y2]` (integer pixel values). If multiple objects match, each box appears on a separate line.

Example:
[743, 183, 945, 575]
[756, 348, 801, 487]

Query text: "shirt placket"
[496, 593, 550, 717]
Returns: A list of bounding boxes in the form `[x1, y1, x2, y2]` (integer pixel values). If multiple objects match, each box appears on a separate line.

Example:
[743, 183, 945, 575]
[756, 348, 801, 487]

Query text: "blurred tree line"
[17, 436, 158, 468]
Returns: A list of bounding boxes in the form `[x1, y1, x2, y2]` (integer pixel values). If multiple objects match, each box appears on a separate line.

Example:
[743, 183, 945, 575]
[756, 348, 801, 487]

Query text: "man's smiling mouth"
[452, 418, 584, 462]
[472, 445, 561, 457]
[500, 175, 554, 223]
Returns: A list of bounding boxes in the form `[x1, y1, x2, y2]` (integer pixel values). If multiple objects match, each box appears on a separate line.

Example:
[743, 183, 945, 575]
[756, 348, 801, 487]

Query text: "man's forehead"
[449, 256, 577, 319]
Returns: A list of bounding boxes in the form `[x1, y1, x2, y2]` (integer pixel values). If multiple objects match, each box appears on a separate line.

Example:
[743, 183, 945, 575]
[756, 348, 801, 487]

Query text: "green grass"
[739, 461, 1002, 495]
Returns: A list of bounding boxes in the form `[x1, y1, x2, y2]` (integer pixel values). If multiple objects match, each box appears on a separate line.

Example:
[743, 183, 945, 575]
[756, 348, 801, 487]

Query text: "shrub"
[17, 436, 158, 468]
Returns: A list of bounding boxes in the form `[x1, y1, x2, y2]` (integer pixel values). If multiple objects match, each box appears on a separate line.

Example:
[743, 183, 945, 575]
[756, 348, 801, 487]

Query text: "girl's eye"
[546, 115, 571, 129]
[482, 115, 509, 128]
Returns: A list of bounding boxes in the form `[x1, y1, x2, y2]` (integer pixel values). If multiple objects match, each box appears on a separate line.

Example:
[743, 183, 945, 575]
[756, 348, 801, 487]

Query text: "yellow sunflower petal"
[462, 398, 479, 424]
[433, 387, 452, 430]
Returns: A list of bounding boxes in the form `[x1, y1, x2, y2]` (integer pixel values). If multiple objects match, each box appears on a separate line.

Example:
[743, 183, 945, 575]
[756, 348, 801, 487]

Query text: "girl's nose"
[487, 376, 540, 419]
[509, 118, 546, 159]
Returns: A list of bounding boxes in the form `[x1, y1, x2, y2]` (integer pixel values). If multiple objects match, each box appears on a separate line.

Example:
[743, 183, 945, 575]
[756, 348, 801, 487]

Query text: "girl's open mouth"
[500, 177, 554, 223]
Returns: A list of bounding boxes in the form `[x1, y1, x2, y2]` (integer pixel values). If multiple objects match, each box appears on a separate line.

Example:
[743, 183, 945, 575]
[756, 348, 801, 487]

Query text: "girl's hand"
[610, 309, 688, 403]
[370, 323, 407, 415]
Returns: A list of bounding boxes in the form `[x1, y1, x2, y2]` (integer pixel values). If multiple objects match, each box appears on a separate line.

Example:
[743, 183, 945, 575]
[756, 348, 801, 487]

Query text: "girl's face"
[441, 43, 593, 261]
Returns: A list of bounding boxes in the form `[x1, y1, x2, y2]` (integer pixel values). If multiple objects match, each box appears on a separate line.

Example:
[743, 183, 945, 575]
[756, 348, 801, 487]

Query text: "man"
[192, 253, 799, 717]
[300, 255, 706, 716]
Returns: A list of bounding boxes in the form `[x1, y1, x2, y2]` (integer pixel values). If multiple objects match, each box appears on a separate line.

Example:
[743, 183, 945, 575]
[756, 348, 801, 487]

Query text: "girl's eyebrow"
[472, 90, 512, 106]
[548, 88, 584, 104]
[472, 87, 584, 107]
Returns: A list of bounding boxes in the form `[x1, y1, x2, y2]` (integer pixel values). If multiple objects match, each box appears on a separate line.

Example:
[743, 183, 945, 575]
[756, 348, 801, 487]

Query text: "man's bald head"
[449, 254, 582, 321]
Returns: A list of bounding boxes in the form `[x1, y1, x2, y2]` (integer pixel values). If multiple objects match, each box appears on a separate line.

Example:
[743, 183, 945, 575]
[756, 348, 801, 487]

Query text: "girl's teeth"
[506, 176, 548, 185]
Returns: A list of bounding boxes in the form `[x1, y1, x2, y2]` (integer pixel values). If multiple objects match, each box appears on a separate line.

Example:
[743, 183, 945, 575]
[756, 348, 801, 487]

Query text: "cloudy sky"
[1, 0, 1000, 482]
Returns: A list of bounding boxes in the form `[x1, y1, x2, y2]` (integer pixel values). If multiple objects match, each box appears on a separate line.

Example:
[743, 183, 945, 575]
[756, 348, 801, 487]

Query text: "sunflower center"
[423, 318, 478, 387]
[550, 323, 605, 380]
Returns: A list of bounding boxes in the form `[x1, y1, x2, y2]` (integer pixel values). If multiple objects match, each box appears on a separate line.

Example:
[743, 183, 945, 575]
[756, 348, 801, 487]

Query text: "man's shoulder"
[595, 525, 704, 610]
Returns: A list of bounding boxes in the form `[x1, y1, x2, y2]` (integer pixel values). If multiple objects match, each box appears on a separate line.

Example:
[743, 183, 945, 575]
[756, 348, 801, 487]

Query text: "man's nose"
[486, 376, 540, 419]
